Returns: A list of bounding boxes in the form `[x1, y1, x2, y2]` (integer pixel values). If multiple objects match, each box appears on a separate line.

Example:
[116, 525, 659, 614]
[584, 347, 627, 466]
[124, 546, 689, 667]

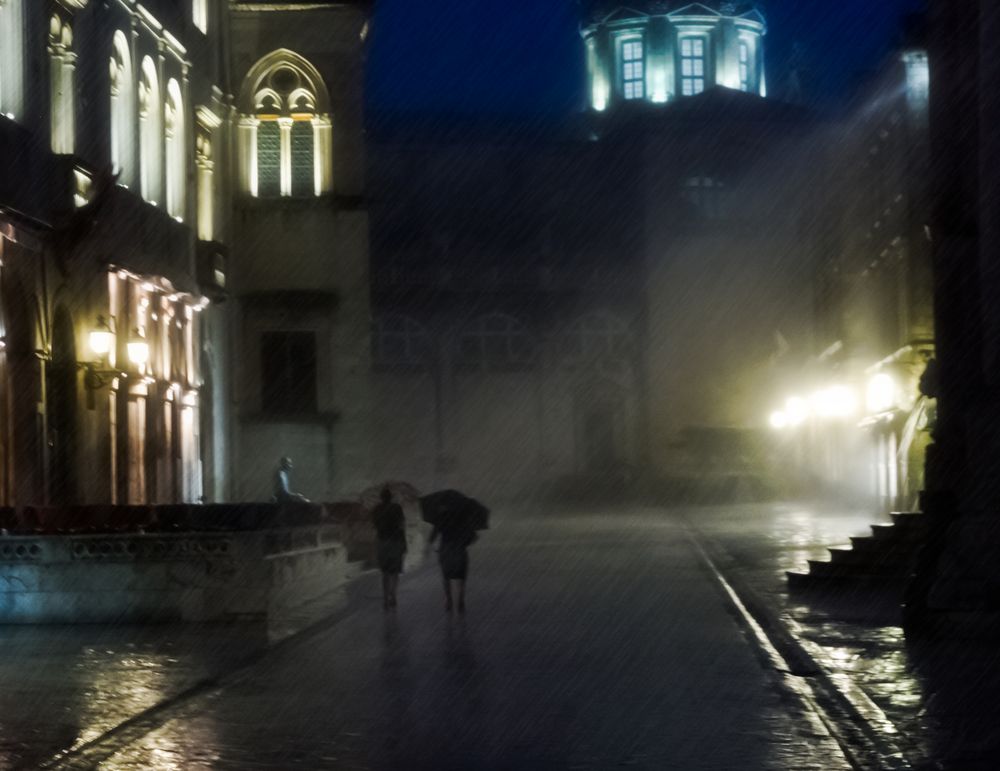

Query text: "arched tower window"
[165, 79, 186, 219]
[138, 56, 163, 205]
[0, 0, 26, 120]
[48, 14, 77, 153]
[110, 31, 136, 187]
[238, 50, 333, 198]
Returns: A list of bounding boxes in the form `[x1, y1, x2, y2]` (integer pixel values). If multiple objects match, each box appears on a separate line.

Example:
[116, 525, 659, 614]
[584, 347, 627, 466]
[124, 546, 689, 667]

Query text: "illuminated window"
[238, 50, 333, 198]
[621, 39, 644, 100]
[110, 31, 136, 187]
[680, 37, 706, 96]
[165, 79, 186, 219]
[193, 0, 208, 33]
[373, 316, 431, 369]
[49, 15, 76, 153]
[0, 0, 25, 120]
[195, 130, 215, 241]
[458, 314, 535, 372]
[739, 41, 750, 92]
[138, 56, 162, 204]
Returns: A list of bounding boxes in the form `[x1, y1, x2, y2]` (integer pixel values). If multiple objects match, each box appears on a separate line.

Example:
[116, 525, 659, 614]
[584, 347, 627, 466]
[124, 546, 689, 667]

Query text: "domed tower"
[581, 1, 767, 111]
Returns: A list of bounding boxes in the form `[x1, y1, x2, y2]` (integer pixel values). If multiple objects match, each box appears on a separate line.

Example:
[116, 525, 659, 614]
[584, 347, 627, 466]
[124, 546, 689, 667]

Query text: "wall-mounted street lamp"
[82, 316, 150, 407]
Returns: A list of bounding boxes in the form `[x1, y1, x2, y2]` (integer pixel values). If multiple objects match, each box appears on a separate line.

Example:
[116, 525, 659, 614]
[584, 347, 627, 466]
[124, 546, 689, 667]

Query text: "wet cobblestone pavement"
[5, 509, 850, 770]
[690, 502, 1000, 770]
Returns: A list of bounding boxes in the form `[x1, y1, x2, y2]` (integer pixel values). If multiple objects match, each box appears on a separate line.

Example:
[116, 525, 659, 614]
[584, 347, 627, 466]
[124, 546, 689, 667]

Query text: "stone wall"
[0, 502, 427, 624]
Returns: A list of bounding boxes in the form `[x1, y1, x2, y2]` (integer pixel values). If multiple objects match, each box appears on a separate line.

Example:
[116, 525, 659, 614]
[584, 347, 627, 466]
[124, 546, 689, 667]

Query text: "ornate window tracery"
[238, 50, 333, 198]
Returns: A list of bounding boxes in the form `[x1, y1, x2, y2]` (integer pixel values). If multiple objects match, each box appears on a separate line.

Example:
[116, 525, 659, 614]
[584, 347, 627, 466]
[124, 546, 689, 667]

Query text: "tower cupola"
[581, 1, 767, 111]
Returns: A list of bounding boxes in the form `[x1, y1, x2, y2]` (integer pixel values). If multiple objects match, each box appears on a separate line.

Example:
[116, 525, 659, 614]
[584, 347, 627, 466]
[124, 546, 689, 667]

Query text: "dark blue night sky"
[367, 0, 925, 115]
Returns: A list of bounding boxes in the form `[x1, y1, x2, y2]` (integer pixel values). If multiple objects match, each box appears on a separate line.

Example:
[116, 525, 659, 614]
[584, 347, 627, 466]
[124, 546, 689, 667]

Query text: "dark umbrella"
[420, 489, 490, 531]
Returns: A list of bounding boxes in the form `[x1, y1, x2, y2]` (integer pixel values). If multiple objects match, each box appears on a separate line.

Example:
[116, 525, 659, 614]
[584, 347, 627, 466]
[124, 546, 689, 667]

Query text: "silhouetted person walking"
[429, 516, 476, 613]
[372, 487, 407, 609]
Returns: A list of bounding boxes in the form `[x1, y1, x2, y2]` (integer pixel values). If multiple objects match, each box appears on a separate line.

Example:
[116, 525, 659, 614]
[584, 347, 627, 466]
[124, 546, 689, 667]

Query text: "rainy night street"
[5, 0, 1000, 769]
[2, 504, 862, 771]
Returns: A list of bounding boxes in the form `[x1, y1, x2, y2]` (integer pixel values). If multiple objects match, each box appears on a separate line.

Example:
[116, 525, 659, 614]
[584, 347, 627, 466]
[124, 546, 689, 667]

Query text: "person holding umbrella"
[372, 487, 407, 609]
[422, 490, 489, 613]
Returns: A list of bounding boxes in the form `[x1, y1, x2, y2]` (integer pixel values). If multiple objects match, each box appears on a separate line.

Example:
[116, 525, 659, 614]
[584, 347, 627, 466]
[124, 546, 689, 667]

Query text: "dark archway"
[48, 306, 78, 505]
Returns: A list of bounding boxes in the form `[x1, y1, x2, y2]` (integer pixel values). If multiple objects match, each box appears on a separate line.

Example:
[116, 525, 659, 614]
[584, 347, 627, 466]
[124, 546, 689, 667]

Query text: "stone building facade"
[0, 0, 373, 507]
[368, 0, 820, 496]
[801, 23, 934, 512]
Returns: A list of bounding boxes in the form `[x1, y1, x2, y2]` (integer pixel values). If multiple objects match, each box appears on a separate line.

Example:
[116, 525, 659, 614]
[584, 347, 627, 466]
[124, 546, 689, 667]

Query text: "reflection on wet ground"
[692, 501, 1000, 770]
[5, 509, 850, 770]
[0, 583, 361, 768]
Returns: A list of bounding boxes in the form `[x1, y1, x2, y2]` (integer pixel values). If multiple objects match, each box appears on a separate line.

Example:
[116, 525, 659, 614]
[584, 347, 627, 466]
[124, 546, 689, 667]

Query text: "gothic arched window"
[109, 31, 136, 187]
[238, 50, 333, 198]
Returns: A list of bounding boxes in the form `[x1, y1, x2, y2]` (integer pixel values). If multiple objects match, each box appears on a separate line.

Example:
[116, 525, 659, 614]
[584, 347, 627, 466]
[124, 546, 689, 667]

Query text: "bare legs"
[382, 573, 399, 609]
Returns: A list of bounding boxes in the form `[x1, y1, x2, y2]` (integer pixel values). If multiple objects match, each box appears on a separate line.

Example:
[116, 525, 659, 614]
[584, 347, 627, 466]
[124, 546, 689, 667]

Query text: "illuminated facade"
[0, 0, 226, 507]
[770, 23, 933, 512]
[581, 1, 766, 111]
[0, 0, 373, 506]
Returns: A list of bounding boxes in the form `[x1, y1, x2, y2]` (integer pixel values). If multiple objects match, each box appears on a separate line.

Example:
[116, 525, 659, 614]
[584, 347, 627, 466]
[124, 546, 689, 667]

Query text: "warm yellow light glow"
[867, 373, 896, 414]
[89, 329, 113, 357]
[769, 411, 789, 430]
[127, 335, 150, 366]
[784, 396, 809, 427]
[812, 385, 858, 419]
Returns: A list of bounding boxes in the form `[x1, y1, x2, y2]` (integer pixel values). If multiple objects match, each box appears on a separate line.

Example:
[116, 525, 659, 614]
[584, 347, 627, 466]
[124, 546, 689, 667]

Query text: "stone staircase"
[787, 512, 929, 592]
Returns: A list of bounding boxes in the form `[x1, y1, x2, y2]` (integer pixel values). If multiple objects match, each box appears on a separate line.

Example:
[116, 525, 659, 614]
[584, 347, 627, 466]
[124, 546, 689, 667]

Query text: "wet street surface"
[5, 502, 998, 770]
[5, 507, 849, 770]
[691, 502, 1000, 770]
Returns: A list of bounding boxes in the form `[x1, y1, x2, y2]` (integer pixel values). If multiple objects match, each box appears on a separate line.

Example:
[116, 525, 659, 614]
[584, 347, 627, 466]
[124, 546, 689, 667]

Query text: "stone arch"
[238, 49, 332, 116]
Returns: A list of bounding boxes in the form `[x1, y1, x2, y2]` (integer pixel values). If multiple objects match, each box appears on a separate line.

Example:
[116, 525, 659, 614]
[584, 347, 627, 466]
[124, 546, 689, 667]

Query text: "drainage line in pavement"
[685, 527, 913, 771]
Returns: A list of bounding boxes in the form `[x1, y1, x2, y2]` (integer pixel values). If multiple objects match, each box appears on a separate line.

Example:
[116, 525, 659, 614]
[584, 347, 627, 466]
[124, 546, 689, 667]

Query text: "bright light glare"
[769, 411, 789, 430]
[127, 338, 150, 366]
[812, 385, 858, 418]
[867, 373, 896, 414]
[89, 330, 113, 356]
[785, 396, 809, 426]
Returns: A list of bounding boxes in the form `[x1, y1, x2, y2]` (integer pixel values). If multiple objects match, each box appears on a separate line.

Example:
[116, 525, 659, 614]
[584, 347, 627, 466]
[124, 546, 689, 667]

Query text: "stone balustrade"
[0, 500, 425, 624]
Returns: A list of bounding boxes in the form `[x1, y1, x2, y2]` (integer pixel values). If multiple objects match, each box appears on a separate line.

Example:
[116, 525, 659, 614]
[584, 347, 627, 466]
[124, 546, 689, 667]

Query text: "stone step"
[786, 569, 909, 592]
[805, 556, 911, 579]
[848, 535, 921, 558]
[870, 523, 927, 543]
[890, 511, 928, 529]
[827, 546, 917, 571]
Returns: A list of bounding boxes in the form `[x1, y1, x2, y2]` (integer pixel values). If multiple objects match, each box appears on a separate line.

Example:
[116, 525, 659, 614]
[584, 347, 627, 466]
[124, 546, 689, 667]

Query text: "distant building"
[368, 0, 821, 495]
[581, 0, 767, 109]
